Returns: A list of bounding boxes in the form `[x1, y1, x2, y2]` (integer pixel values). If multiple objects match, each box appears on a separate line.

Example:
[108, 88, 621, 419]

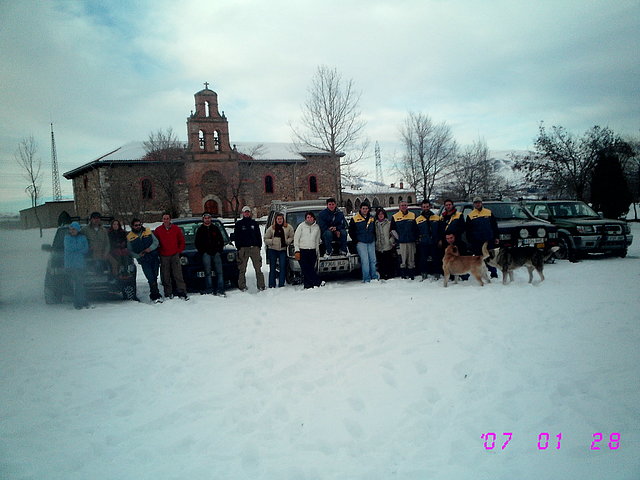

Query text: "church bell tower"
[187, 82, 232, 154]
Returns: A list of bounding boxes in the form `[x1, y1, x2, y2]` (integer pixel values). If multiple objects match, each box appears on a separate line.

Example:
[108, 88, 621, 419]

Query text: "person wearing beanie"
[64, 221, 90, 309]
[233, 206, 265, 291]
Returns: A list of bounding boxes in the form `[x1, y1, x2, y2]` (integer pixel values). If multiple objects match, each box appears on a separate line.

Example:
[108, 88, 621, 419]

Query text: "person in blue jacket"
[64, 221, 90, 309]
[390, 201, 418, 279]
[416, 199, 441, 280]
[466, 196, 499, 278]
[348, 201, 378, 283]
[127, 218, 162, 303]
[317, 198, 348, 256]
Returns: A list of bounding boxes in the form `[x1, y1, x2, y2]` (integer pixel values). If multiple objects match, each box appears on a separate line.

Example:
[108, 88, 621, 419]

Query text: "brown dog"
[442, 242, 491, 287]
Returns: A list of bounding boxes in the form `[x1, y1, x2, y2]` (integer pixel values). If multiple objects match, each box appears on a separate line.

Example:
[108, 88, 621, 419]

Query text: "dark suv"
[451, 201, 559, 250]
[522, 200, 633, 260]
[42, 224, 137, 304]
[173, 217, 239, 292]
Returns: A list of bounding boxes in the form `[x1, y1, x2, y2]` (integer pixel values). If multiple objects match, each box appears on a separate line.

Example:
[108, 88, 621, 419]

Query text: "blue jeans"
[139, 253, 161, 300]
[356, 241, 378, 282]
[322, 228, 347, 254]
[202, 252, 224, 294]
[267, 248, 287, 288]
[67, 268, 87, 308]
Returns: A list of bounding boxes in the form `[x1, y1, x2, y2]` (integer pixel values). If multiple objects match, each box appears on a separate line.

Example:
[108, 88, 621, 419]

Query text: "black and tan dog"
[442, 242, 491, 287]
[486, 246, 560, 284]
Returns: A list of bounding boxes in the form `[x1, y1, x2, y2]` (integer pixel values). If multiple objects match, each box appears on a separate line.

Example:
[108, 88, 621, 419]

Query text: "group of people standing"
[64, 212, 198, 308]
[316, 196, 500, 284]
[62, 196, 500, 307]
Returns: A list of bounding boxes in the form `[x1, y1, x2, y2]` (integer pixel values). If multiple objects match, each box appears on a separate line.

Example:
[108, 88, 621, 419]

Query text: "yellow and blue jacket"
[465, 208, 498, 247]
[348, 212, 376, 244]
[391, 210, 418, 243]
[416, 211, 441, 245]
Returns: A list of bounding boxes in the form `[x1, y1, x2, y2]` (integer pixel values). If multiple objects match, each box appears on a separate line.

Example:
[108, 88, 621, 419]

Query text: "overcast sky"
[1, 0, 638, 213]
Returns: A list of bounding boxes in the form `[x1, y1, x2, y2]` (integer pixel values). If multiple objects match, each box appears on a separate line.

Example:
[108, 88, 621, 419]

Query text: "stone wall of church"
[73, 164, 189, 223]
[72, 169, 103, 220]
[239, 155, 340, 216]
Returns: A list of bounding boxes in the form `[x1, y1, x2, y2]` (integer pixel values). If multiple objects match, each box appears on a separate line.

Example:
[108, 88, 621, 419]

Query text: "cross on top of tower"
[204, 81, 210, 89]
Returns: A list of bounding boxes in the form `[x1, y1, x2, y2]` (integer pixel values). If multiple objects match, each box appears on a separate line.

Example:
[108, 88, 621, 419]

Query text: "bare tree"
[395, 112, 457, 201]
[15, 136, 43, 236]
[291, 65, 368, 199]
[445, 138, 504, 200]
[143, 128, 187, 217]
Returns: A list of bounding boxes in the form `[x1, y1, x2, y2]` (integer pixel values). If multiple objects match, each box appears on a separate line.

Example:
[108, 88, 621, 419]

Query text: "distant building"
[63, 86, 343, 221]
[19, 200, 75, 229]
[342, 178, 417, 214]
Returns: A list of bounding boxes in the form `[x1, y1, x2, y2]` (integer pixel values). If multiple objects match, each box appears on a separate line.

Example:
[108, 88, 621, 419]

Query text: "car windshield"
[286, 209, 324, 230]
[485, 203, 530, 220]
[178, 221, 230, 246]
[549, 202, 598, 218]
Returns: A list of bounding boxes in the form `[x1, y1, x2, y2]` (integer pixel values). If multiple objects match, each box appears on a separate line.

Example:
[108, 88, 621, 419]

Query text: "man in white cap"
[233, 206, 266, 291]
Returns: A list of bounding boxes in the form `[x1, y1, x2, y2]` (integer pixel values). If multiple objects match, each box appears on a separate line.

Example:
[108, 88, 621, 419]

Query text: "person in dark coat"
[390, 201, 418, 279]
[416, 200, 442, 280]
[107, 219, 129, 277]
[195, 212, 226, 296]
[127, 218, 162, 302]
[465, 196, 499, 278]
[349, 201, 378, 283]
[317, 198, 348, 256]
[233, 206, 265, 291]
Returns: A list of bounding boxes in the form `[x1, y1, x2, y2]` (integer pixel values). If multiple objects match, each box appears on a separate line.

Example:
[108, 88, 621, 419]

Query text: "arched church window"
[309, 175, 318, 193]
[205, 101, 210, 117]
[389, 197, 394, 205]
[407, 196, 413, 203]
[141, 179, 153, 199]
[213, 131, 220, 151]
[198, 130, 205, 150]
[265, 175, 274, 194]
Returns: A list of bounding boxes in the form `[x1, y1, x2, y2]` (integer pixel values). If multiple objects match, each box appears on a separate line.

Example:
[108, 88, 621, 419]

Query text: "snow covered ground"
[1, 224, 639, 480]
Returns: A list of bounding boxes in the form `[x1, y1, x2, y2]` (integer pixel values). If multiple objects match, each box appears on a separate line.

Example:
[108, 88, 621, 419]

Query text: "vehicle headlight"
[227, 252, 236, 262]
[180, 256, 188, 266]
[537, 228, 546, 238]
[519, 228, 529, 239]
[499, 233, 511, 240]
[576, 225, 595, 234]
[623, 224, 631, 234]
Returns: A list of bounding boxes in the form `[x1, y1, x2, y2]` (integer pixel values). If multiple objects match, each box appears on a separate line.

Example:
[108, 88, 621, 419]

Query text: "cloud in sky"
[1, 0, 638, 212]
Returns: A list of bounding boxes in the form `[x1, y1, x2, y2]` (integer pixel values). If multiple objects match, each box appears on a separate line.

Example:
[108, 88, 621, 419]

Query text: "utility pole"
[50, 123, 62, 201]
[375, 141, 384, 184]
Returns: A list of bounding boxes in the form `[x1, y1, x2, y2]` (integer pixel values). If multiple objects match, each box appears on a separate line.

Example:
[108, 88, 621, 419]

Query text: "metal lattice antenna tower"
[50, 123, 62, 201]
[375, 141, 384, 184]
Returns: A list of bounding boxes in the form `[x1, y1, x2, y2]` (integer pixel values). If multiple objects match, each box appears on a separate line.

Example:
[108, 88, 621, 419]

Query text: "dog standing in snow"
[486, 246, 560, 284]
[442, 242, 491, 287]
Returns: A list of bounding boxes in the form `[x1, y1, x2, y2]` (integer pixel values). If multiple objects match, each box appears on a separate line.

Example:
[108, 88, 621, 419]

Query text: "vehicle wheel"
[44, 285, 62, 304]
[556, 236, 578, 262]
[616, 248, 628, 258]
[121, 283, 137, 300]
[286, 268, 303, 285]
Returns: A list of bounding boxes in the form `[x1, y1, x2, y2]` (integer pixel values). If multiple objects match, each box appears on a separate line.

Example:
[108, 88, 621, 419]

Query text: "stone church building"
[64, 86, 343, 220]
